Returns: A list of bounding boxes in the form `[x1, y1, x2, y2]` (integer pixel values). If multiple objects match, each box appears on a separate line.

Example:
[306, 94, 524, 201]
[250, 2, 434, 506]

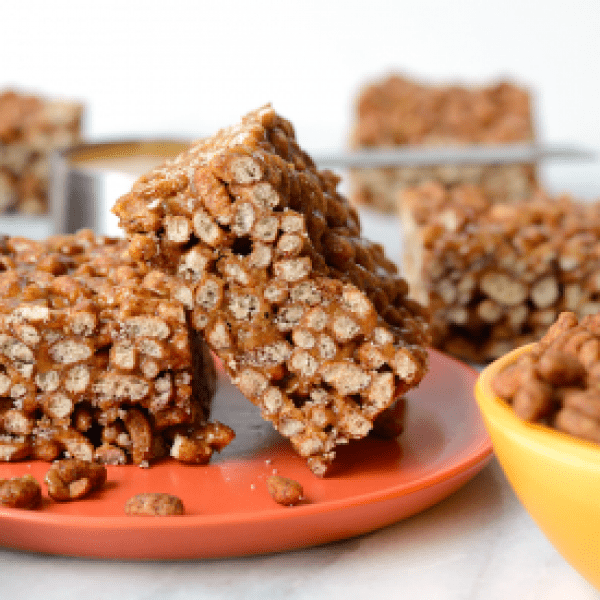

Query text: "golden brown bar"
[401, 181, 600, 363]
[113, 105, 429, 476]
[349, 74, 537, 213]
[0, 230, 232, 466]
[0, 90, 84, 214]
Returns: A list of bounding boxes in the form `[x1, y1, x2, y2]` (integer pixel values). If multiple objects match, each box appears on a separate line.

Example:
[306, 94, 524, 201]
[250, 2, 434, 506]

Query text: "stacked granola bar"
[0, 230, 233, 466]
[113, 105, 430, 475]
[349, 74, 537, 213]
[0, 90, 84, 215]
[401, 181, 600, 363]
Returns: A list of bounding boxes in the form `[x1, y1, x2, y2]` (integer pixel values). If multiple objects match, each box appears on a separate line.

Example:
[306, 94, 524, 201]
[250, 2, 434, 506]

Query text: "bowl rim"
[475, 344, 600, 468]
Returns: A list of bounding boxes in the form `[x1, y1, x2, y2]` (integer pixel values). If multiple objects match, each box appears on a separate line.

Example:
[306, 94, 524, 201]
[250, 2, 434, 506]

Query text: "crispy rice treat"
[0, 230, 232, 467]
[492, 311, 600, 444]
[0, 90, 84, 215]
[113, 105, 429, 476]
[401, 181, 600, 363]
[349, 74, 536, 213]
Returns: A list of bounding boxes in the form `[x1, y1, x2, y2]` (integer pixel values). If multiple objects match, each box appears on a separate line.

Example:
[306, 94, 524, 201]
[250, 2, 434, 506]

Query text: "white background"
[2, 0, 600, 154]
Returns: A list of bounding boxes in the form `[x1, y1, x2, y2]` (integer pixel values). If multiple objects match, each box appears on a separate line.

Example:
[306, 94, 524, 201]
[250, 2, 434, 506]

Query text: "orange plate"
[0, 349, 491, 560]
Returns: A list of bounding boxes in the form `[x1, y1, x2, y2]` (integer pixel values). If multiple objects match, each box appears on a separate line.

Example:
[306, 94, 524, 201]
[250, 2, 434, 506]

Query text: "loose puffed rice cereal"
[44, 458, 106, 501]
[124, 492, 184, 516]
[492, 311, 600, 444]
[266, 474, 303, 506]
[0, 474, 41, 508]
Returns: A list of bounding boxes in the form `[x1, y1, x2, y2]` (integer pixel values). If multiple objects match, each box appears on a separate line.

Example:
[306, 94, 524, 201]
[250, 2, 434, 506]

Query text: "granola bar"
[113, 105, 429, 476]
[349, 74, 537, 213]
[401, 181, 600, 363]
[0, 90, 84, 214]
[0, 230, 232, 466]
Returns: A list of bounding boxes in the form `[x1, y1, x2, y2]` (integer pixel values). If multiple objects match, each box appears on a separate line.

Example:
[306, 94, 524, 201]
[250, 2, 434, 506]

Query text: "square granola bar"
[0, 230, 232, 466]
[0, 90, 84, 214]
[349, 74, 537, 213]
[113, 105, 429, 475]
[401, 181, 600, 363]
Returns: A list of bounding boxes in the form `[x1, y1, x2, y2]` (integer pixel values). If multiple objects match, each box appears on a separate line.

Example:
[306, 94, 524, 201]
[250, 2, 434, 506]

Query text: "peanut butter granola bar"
[349, 74, 536, 213]
[401, 181, 600, 363]
[0, 230, 233, 467]
[113, 105, 429, 476]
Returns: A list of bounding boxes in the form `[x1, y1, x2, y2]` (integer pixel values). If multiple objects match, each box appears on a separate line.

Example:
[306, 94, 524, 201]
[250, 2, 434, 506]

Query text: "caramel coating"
[113, 105, 429, 476]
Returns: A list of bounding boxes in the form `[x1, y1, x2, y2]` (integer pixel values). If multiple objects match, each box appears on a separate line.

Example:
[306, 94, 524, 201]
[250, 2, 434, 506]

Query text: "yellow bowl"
[476, 345, 600, 590]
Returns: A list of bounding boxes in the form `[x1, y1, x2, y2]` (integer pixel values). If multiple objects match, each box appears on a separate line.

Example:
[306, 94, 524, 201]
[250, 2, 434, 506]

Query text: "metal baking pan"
[50, 139, 595, 236]
[314, 143, 595, 168]
[50, 139, 189, 236]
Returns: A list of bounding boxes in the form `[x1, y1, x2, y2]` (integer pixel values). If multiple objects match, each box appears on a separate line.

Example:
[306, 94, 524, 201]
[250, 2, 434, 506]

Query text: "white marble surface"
[0, 459, 598, 600]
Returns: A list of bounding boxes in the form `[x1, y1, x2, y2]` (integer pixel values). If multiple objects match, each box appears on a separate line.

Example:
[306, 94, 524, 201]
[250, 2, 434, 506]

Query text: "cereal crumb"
[492, 311, 600, 443]
[0, 474, 42, 509]
[266, 474, 303, 506]
[44, 458, 106, 502]
[124, 492, 184, 516]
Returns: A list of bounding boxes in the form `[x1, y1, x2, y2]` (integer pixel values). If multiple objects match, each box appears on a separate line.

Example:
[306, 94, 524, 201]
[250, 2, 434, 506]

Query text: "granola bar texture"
[349, 74, 537, 213]
[0, 230, 231, 467]
[401, 181, 600, 363]
[0, 90, 84, 214]
[113, 105, 429, 476]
